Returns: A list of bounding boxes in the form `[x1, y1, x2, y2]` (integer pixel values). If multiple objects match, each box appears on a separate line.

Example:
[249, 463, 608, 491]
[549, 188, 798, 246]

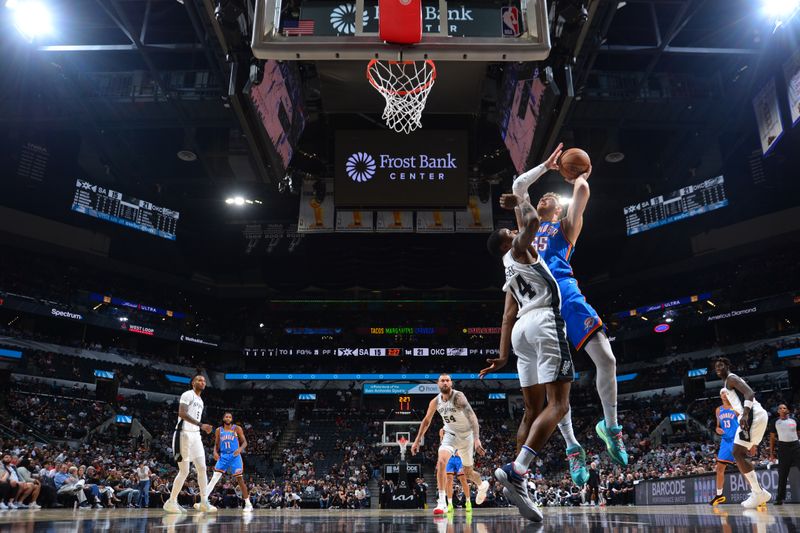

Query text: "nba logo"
[501, 7, 520, 37]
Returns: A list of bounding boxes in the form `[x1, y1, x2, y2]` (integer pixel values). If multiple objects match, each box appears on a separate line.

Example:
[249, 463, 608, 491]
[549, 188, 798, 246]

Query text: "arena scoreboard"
[71, 179, 179, 240]
[624, 175, 728, 236]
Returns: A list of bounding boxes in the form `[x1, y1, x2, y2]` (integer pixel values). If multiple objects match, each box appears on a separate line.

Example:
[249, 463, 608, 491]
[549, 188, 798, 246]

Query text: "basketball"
[558, 148, 591, 181]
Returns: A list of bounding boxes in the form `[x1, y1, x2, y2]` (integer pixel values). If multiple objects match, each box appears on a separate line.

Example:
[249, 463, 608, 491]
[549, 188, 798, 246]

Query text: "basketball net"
[397, 437, 409, 462]
[366, 60, 436, 134]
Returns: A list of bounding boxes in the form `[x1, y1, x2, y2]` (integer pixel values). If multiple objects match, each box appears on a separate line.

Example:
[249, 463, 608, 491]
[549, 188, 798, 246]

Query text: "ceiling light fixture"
[7, 0, 53, 41]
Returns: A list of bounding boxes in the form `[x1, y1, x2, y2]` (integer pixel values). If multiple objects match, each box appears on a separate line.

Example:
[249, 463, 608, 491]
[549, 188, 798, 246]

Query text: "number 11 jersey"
[502, 251, 562, 317]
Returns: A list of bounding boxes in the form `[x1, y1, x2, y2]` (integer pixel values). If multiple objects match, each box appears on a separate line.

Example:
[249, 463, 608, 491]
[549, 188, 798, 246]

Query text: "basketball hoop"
[366, 59, 436, 134]
[397, 436, 410, 462]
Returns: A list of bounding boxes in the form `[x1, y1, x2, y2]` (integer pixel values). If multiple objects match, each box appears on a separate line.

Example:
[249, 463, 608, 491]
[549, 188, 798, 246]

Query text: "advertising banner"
[635, 468, 798, 505]
[363, 383, 441, 395]
[335, 130, 467, 208]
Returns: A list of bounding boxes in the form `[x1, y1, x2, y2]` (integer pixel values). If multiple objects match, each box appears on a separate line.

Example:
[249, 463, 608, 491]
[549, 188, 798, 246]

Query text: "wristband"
[744, 400, 753, 409]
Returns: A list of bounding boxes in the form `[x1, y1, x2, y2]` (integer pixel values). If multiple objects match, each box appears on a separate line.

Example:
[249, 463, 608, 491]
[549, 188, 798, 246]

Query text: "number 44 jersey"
[502, 251, 562, 317]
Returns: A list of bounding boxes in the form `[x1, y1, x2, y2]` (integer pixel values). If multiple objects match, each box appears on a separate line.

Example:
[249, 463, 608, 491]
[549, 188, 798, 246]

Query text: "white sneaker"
[197, 501, 217, 513]
[0, 502, 7, 510]
[475, 480, 490, 505]
[433, 500, 447, 515]
[163, 500, 184, 514]
[243, 500, 253, 512]
[741, 490, 771, 509]
[193, 503, 201, 511]
[8, 502, 18, 510]
[29, 503, 41, 510]
[93, 503, 103, 509]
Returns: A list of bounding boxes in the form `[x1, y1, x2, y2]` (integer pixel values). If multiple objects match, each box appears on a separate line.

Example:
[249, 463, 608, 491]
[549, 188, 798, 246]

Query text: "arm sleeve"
[512, 163, 548, 200]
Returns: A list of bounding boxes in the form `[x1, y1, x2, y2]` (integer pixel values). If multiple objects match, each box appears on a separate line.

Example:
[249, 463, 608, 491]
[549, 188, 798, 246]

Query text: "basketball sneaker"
[595, 420, 629, 466]
[566, 445, 590, 486]
[709, 494, 726, 506]
[475, 480, 489, 505]
[494, 464, 542, 522]
[198, 500, 218, 513]
[163, 500, 185, 514]
[465, 499, 472, 512]
[741, 490, 771, 509]
[433, 500, 447, 515]
[447, 501, 454, 513]
[244, 499, 254, 512]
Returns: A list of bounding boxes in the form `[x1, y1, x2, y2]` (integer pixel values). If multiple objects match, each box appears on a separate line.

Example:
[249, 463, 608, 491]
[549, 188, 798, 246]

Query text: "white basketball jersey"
[502, 251, 560, 317]
[722, 375, 764, 416]
[177, 389, 204, 432]
[436, 390, 471, 436]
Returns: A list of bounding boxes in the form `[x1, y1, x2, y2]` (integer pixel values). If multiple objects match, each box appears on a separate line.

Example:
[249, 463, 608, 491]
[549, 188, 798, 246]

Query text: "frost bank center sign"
[335, 130, 468, 208]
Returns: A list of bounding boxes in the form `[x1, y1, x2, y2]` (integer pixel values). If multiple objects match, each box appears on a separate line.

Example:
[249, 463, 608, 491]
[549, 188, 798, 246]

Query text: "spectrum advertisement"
[334, 130, 468, 208]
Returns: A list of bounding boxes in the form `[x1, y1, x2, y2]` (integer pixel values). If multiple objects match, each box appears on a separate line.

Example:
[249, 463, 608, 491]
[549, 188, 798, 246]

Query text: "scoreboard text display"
[624, 175, 728, 236]
[335, 130, 468, 208]
[72, 179, 179, 240]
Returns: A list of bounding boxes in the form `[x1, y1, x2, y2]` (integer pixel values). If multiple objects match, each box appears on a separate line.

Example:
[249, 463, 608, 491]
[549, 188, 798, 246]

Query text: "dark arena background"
[1, 0, 800, 531]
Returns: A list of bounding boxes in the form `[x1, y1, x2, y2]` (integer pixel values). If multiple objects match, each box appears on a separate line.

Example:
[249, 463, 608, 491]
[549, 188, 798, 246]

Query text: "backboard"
[252, 0, 550, 61]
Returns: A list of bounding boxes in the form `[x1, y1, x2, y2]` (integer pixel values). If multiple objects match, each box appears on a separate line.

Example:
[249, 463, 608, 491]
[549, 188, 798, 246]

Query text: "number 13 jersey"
[502, 251, 562, 317]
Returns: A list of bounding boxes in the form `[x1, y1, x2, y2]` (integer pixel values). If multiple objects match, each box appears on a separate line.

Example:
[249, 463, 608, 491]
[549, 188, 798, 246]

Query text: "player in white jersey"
[411, 374, 490, 515]
[483, 191, 572, 522]
[714, 357, 771, 508]
[163, 374, 216, 514]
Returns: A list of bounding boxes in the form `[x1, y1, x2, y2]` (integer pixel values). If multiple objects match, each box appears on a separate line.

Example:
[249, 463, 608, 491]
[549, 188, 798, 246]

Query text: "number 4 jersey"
[502, 251, 562, 317]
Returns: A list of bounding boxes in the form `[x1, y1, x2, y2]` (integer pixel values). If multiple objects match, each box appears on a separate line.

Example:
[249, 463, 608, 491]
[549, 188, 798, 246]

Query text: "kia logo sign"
[347, 152, 376, 182]
[391, 494, 415, 501]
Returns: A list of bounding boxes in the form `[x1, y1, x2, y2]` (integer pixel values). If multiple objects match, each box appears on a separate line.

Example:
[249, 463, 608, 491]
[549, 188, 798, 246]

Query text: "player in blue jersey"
[711, 390, 740, 505]
[197, 412, 253, 512]
[502, 143, 627, 467]
[440, 429, 473, 512]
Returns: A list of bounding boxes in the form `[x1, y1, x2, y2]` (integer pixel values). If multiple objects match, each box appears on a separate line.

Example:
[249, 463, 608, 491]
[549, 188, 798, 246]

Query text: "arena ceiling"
[0, 0, 798, 297]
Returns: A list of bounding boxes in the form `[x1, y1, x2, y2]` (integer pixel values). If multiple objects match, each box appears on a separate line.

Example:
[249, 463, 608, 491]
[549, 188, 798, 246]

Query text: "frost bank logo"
[346, 152, 376, 182]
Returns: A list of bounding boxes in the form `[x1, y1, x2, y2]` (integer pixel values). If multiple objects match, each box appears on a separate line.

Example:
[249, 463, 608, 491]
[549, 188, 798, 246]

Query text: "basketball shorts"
[215, 453, 244, 476]
[717, 439, 735, 464]
[172, 430, 205, 463]
[557, 277, 605, 351]
[439, 432, 474, 468]
[446, 456, 464, 475]
[511, 307, 574, 387]
[734, 408, 768, 449]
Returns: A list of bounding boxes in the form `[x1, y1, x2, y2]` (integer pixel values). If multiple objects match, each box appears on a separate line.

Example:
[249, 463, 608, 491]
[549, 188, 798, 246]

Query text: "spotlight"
[225, 198, 234, 205]
[259, 323, 265, 328]
[7, 0, 53, 41]
[559, 197, 572, 206]
[762, 0, 800, 17]
[234, 196, 245, 206]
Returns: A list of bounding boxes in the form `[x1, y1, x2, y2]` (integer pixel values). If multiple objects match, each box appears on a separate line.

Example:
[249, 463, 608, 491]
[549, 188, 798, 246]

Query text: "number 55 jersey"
[502, 251, 573, 387]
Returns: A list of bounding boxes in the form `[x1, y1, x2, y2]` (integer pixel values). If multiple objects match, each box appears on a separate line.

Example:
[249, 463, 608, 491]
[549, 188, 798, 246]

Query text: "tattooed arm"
[453, 391, 486, 456]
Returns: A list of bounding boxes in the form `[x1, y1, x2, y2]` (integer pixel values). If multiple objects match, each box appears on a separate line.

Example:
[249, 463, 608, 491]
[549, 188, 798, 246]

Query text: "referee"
[768, 403, 800, 505]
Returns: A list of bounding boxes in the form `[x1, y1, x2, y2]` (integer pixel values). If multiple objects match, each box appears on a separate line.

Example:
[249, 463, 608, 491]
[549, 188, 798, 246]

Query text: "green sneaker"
[566, 445, 590, 486]
[595, 420, 629, 466]
[465, 500, 472, 512]
[447, 502, 454, 513]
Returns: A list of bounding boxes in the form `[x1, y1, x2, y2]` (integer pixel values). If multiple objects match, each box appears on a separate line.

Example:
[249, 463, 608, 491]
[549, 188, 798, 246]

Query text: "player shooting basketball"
[498, 143, 627, 468]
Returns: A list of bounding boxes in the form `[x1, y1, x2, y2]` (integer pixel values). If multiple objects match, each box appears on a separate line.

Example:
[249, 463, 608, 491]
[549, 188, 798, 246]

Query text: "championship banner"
[376, 211, 413, 232]
[455, 194, 494, 232]
[297, 179, 334, 233]
[335, 210, 374, 232]
[784, 49, 800, 127]
[752, 78, 784, 155]
[635, 467, 799, 505]
[416, 211, 454, 233]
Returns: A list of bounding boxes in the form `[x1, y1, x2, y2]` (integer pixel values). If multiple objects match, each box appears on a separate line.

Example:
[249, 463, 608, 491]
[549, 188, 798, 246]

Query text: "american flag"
[283, 20, 315, 36]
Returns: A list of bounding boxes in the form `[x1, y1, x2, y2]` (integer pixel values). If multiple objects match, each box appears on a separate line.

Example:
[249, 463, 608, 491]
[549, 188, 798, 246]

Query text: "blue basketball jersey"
[717, 407, 738, 441]
[535, 220, 574, 280]
[219, 425, 239, 454]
